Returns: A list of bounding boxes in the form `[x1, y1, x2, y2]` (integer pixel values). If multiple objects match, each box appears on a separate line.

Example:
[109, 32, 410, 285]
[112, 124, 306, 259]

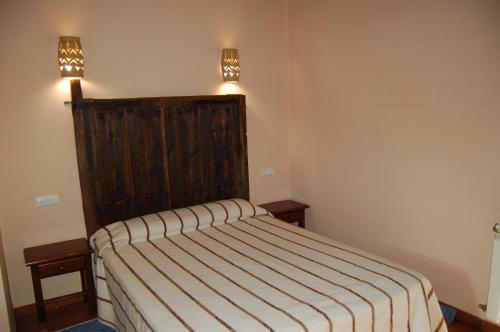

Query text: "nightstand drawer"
[38, 256, 85, 278]
[277, 211, 304, 224]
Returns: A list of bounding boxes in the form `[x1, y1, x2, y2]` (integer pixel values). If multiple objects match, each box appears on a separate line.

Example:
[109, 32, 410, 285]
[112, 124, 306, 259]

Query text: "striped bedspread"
[91, 199, 446, 332]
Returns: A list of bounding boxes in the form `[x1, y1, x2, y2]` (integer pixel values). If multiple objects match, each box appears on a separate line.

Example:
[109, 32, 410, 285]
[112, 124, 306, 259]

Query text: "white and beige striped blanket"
[91, 199, 446, 332]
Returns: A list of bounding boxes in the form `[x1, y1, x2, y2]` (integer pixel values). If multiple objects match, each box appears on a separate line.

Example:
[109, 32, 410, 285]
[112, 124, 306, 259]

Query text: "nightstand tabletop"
[259, 199, 310, 215]
[24, 238, 92, 266]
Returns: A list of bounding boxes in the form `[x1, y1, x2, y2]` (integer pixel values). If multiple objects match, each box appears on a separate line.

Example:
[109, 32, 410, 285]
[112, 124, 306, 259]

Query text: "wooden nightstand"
[23, 238, 97, 330]
[259, 200, 310, 228]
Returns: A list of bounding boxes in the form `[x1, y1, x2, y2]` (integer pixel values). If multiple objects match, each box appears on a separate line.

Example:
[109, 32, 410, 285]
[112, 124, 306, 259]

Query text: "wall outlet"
[35, 195, 60, 208]
[259, 167, 275, 177]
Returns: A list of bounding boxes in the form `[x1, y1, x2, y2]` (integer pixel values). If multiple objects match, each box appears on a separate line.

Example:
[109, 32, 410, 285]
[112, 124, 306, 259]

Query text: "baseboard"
[440, 302, 500, 332]
[14, 292, 85, 319]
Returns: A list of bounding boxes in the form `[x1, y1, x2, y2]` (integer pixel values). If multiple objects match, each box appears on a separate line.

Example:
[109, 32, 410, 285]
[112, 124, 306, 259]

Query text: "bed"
[91, 199, 444, 332]
[68, 82, 446, 331]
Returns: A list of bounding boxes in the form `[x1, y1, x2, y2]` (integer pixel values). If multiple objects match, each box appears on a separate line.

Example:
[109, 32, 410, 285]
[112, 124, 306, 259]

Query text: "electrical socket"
[35, 195, 60, 208]
[259, 168, 275, 177]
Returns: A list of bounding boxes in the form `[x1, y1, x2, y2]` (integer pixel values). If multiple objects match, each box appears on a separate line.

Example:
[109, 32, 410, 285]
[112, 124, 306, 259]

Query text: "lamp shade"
[58, 36, 84, 78]
[221, 48, 240, 82]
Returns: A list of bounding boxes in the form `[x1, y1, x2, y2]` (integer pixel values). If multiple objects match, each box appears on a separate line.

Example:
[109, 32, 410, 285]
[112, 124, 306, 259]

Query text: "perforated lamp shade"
[221, 48, 240, 82]
[58, 36, 84, 78]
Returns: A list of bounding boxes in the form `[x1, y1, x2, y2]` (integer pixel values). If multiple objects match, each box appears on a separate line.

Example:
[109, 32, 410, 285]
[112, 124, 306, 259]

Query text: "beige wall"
[0, 0, 291, 307]
[289, 0, 500, 316]
[2, 0, 499, 318]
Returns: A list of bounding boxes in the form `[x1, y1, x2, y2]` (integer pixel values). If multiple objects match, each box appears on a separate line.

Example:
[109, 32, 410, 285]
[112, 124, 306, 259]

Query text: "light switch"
[35, 195, 60, 208]
[259, 168, 275, 177]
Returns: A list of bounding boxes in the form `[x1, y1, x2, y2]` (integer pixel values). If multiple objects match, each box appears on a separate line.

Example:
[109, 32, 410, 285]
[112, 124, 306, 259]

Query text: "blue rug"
[440, 303, 457, 326]
[61, 319, 115, 332]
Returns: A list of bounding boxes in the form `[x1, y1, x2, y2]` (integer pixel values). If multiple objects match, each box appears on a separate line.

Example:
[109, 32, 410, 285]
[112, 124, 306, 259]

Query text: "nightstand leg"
[80, 270, 87, 302]
[84, 257, 97, 315]
[30, 266, 47, 329]
[299, 219, 305, 228]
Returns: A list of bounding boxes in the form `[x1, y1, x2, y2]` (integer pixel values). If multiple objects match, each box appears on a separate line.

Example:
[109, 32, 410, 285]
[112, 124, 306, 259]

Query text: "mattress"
[91, 199, 446, 332]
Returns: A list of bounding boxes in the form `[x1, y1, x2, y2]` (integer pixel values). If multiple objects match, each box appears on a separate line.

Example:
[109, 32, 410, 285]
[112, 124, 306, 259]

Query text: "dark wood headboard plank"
[71, 82, 248, 236]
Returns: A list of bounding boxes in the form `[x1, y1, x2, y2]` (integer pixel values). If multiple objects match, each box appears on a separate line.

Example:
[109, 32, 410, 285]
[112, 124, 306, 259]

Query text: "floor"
[16, 302, 95, 332]
[449, 322, 476, 332]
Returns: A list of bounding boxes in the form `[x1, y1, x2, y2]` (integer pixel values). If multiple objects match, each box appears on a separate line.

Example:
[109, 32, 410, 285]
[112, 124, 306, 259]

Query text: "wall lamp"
[58, 36, 84, 79]
[221, 48, 240, 82]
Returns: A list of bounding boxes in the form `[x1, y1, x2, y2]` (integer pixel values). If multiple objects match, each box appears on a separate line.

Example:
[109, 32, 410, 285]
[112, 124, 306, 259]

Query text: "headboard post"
[70, 80, 83, 103]
[71, 91, 249, 236]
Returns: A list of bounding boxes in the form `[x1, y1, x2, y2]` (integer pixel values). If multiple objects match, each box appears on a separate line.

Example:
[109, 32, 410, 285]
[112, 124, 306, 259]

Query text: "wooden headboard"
[70, 81, 249, 236]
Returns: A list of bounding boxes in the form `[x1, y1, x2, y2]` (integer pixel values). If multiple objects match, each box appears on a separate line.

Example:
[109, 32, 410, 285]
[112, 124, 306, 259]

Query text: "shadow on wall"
[376, 247, 476, 310]
[0, 225, 14, 331]
[303, 209, 477, 314]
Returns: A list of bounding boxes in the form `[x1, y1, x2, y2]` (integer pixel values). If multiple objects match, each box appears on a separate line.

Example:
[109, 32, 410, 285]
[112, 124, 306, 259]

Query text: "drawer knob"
[59, 266, 65, 271]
